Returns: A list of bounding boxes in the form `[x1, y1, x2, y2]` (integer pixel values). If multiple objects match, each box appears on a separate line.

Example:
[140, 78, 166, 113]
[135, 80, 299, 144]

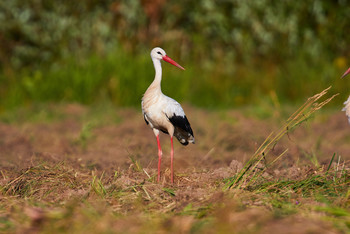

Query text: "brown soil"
[0, 104, 349, 233]
[1, 104, 349, 176]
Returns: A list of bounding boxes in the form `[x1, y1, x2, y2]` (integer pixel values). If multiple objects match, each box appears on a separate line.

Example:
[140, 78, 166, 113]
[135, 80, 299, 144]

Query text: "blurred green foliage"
[0, 0, 350, 110]
[0, 0, 114, 69]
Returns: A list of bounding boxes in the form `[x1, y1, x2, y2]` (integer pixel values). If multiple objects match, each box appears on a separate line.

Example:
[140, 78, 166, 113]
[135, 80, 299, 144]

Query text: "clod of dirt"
[212, 167, 235, 179]
[229, 160, 243, 172]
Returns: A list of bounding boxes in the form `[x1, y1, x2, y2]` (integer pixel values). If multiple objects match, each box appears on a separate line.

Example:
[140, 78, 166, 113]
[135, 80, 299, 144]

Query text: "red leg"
[156, 135, 162, 182]
[170, 136, 174, 184]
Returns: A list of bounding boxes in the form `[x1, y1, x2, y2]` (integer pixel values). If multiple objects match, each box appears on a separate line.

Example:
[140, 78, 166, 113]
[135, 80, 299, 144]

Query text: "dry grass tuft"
[1, 162, 90, 202]
[226, 86, 339, 189]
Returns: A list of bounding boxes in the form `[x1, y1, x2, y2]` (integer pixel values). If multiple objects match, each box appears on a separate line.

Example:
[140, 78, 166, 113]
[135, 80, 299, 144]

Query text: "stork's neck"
[149, 58, 163, 93]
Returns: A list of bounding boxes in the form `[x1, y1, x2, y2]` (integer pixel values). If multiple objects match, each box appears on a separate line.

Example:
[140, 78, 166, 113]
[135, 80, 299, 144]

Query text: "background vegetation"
[1, 2, 349, 232]
[1, 0, 350, 110]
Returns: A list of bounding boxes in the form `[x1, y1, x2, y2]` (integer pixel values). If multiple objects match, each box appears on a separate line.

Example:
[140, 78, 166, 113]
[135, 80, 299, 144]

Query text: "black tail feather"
[168, 114, 195, 145]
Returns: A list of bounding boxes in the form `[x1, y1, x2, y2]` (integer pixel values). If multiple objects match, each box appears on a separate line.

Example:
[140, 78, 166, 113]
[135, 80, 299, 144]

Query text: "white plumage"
[142, 47, 194, 184]
[341, 67, 350, 124]
[342, 95, 350, 124]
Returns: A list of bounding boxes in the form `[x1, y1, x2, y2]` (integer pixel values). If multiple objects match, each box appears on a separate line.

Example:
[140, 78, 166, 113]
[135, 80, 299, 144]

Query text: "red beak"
[341, 67, 350, 79]
[162, 55, 185, 70]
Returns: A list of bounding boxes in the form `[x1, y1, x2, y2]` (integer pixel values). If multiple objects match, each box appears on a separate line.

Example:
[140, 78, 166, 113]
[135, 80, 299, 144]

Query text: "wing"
[143, 114, 149, 125]
[167, 113, 194, 136]
[141, 100, 149, 125]
[163, 97, 195, 144]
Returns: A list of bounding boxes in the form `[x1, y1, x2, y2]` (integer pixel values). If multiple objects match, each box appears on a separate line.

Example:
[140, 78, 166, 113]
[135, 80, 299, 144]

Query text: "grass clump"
[219, 86, 349, 231]
[226, 86, 339, 190]
[1, 162, 87, 201]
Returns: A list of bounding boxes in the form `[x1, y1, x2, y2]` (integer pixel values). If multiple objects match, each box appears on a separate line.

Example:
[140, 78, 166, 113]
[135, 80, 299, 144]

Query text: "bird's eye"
[157, 51, 162, 55]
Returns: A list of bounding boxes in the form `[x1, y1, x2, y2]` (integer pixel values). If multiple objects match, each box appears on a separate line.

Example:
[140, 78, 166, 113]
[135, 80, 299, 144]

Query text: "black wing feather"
[168, 114, 194, 136]
[143, 114, 149, 125]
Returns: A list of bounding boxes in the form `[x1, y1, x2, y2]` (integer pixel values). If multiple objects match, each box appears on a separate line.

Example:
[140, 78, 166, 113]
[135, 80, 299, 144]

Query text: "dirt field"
[0, 104, 349, 233]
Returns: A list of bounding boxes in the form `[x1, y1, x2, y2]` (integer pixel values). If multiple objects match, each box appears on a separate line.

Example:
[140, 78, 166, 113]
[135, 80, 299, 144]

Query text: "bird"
[341, 67, 350, 123]
[141, 47, 195, 184]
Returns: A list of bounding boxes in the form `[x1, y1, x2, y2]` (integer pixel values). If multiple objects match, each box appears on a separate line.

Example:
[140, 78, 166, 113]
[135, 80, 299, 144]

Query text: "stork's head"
[151, 47, 185, 70]
[341, 67, 350, 79]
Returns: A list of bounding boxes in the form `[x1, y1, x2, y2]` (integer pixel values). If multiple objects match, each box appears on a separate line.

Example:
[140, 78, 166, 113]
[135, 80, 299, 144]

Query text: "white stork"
[141, 47, 195, 184]
[341, 67, 350, 123]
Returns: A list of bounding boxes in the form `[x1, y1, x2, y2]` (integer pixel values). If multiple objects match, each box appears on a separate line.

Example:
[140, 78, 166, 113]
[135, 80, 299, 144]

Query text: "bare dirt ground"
[0, 104, 349, 233]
